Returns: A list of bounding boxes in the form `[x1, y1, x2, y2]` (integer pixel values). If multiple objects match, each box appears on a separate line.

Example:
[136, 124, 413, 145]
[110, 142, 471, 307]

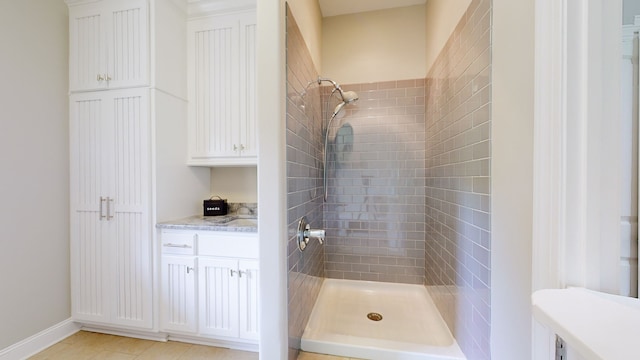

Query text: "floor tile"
[135, 341, 192, 360]
[29, 343, 100, 359]
[60, 331, 120, 349]
[101, 336, 155, 355]
[177, 344, 226, 359]
[212, 347, 259, 360]
[93, 350, 137, 360]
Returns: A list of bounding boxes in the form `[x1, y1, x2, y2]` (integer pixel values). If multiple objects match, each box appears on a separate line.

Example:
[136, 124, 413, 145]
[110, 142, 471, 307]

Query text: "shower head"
[331, 90, 358, 117]
[333, 102, 346, 117]
[338, 90, 359, 104]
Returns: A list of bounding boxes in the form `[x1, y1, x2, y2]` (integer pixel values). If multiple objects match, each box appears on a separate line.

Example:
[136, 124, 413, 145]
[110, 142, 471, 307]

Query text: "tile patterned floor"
[28, 331, 258, 360]
[27, 331, 357, 359]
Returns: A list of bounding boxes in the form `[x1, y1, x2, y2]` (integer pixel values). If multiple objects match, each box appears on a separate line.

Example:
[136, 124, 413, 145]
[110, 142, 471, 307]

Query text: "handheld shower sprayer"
[318, 76, 359, 201]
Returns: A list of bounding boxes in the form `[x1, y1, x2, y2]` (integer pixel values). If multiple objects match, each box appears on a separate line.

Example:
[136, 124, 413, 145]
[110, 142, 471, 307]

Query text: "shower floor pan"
[301, 279, 466, 360]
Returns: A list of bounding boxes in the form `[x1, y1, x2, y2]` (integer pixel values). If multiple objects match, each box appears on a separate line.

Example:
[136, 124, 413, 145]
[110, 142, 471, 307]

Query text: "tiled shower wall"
[285, 7, 324, 359]
[424, 0, 492, 359]
[323, 80, 426, 284]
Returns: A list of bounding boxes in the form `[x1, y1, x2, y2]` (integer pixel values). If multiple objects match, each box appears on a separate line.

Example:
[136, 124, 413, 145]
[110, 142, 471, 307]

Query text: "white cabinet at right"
[198, 257, 260, 341]
[160, 229, 259, 350]
[187, 10, 257, 166]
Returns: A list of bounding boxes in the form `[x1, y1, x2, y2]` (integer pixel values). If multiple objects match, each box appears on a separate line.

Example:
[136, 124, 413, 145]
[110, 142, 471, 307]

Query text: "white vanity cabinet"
[160, 229, 259, 347]
[160, 231, 197, 333]
[187, 10, 257, 166]
[70, 88, 152, 329]
[68, 0, 149, 92]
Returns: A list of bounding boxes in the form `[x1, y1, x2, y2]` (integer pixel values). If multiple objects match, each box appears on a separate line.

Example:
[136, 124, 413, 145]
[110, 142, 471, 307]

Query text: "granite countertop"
[156, 203, 258, 232]
[156, 214, 257, 232]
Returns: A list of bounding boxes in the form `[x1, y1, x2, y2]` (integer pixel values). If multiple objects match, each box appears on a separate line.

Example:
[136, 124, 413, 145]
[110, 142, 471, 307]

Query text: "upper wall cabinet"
[187, 11, 257, 166]
[68, 0, 149, 92]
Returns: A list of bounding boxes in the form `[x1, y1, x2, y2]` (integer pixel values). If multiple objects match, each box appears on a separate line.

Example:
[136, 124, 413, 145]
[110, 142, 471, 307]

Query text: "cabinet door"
[188, 16, 240, 160]
[161, 256, 197, 333]
[198, 257, 239, 337]
[238, 14, 257, 159]
[68, 0, 148, 92]
[238, 260, 259, 341]
[104, 0, 149, 89]
[69, 2, 108, 91]
[70, 92, 110, 323]
[106, 88, 152, 329]
[70, 89, 152, 329]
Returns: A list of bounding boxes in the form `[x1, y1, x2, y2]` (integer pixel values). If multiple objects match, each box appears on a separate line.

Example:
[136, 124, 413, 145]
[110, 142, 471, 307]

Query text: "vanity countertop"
[156, 215, 257, 233]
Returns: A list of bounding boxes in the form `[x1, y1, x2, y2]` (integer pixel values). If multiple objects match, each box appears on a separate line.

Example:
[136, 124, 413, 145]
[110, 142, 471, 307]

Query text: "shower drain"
[367, 312, 383, 321]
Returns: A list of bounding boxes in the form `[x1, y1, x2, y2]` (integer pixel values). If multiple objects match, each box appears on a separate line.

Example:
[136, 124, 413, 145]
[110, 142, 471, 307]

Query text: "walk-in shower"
[317, 77, 359, 201]
[286, 0, 491, 358]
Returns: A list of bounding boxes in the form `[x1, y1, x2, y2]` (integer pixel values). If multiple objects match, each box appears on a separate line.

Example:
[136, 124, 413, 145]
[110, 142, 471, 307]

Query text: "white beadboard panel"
[161, 256, 197, 333]
[238, 260, 259, 340]
[194, 23, 238, 157]
[70, 93, 108, 324]
[73, 97, 103, 208]
[186, 11, 257, 165]
[69, 3, 105, 91]
[113, 92, 150, 209]
[198, 257, 239, 338]
[110, 89, 152, 328]
[68, 0, 149, 91]
[620, 219, 639, 297]
[108, 0, 149, 89]
[70, 88, 152, 330]
[239, 17, 257, 157]
[74, 212, 107, 322]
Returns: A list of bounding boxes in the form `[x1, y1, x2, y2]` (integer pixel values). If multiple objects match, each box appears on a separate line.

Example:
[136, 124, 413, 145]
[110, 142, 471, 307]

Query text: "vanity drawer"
[198, 232, 258, 258]
[161, 230, 196, 255]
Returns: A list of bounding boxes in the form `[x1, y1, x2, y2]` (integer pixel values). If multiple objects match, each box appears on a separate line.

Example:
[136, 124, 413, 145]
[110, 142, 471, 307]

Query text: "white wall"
[491, 0, 535, 358]
[322, 5, 427, 84]
[257, 0, 289, 358]
[210, 167, 258, 203]
[424, 0, 472, 74]
[0, 0, 70, 350]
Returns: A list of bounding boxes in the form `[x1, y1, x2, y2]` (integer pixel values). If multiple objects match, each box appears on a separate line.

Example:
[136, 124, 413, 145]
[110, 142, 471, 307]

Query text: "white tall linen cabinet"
[67, 0, 209, 332]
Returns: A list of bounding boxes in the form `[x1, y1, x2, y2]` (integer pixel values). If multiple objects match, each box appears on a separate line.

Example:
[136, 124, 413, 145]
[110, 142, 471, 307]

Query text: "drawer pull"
[163, 243, 192, 248]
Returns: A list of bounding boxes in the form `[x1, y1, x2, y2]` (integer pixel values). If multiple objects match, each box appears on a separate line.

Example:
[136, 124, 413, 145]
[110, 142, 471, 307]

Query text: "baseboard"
[0, 318, 80, 360]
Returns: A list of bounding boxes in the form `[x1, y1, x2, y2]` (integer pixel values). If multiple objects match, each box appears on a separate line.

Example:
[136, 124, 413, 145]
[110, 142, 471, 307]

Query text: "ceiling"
[318, 0, 427, 17]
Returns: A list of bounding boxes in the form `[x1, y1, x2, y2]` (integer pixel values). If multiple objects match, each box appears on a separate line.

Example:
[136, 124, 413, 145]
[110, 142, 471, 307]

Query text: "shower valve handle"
[305, 228, 325, 244]
[297, 216, 325, 251]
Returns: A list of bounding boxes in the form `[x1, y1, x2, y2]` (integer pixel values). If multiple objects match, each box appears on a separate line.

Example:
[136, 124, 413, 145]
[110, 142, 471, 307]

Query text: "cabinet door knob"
[233, 144, 238, 151]
[239, 144, 245, 151]
[230, 269, 236, 277]
[97, 74, 105, 81]
[105, 74, 112, 81]
[187, 267, 194, 274]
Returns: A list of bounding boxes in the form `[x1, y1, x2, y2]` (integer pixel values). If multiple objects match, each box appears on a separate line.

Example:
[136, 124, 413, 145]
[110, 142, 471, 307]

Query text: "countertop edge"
[156, 214, 258, 233]
[531, 287, 640, 360]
